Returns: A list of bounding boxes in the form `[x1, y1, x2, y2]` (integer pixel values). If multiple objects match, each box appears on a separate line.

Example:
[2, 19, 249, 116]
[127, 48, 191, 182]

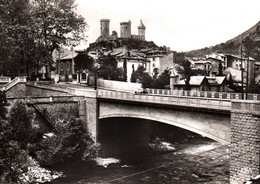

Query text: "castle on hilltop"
[96, 19, 146, 42]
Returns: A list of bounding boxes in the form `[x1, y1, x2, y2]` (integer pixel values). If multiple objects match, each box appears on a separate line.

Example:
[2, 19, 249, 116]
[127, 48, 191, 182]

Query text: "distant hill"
[185, 20, 260, 59]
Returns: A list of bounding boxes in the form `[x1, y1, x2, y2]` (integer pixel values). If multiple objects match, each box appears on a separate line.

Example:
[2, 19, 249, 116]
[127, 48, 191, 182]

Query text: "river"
[53, 135, 229, 184]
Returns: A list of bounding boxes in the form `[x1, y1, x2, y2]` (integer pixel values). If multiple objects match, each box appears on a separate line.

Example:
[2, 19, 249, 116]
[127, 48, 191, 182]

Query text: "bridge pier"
[78, 97, 98, 142]
[230, 100, 260, 184]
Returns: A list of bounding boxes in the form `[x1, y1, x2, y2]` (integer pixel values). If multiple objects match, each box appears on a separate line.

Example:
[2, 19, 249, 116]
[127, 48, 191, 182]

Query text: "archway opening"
[97, 117, 213, 160]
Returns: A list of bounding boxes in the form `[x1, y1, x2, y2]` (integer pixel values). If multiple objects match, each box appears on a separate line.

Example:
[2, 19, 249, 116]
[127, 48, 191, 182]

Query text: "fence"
[146, 89, 260, 101]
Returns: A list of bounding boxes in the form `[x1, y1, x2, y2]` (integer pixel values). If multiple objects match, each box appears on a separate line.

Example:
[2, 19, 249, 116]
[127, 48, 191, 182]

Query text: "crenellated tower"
[100, 19, 110, 39]
[120, 20, 131, 38]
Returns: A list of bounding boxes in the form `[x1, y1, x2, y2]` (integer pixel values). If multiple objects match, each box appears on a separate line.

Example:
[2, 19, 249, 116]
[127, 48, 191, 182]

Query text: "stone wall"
[5, 83, 70, 98]
[34, 102, 79, 124]
[25, 85, 69, 97]
[230, 100, 260, 184]
[6, 83, 27, 98]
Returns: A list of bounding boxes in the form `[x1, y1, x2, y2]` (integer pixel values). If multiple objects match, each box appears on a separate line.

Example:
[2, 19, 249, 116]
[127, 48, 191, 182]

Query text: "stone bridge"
[2, 79, 260, 184]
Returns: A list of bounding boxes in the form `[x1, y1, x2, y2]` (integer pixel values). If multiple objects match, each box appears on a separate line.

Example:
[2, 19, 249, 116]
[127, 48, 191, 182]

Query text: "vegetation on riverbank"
[0, 92, 99, 183]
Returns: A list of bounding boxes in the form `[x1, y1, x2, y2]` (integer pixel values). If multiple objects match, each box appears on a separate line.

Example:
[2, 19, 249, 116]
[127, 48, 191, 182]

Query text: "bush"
[35, 118, 99, 166]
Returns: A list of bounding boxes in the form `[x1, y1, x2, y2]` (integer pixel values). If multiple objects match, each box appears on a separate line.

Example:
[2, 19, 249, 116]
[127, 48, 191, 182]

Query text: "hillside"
[88, 38, 159, 51]
[185, 20, 260, 58]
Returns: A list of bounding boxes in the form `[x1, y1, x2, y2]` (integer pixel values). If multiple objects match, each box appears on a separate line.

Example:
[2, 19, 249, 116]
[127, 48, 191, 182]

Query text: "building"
[206, 76, 229, 92]
[107, 48, 149, 82]
[55, 49, 93, 83]
[206, 57, 224, 75]
[193, 60, 212, 74]
[170, 75, 229, 92]
[172, 76, 210, 91]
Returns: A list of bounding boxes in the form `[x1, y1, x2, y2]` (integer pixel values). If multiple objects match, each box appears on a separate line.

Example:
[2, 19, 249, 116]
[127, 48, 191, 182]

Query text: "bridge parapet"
[146, 88, 260, 101]
[97, 89, 231, 111]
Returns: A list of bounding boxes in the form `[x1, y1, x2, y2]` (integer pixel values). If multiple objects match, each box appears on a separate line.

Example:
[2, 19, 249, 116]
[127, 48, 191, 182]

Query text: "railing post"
[235, 94, 239, 100]
[219, 99, 223, 109]
[197, 98, 200, 106]
[207, 98, 211, 108]
[227, 93, 230, 100]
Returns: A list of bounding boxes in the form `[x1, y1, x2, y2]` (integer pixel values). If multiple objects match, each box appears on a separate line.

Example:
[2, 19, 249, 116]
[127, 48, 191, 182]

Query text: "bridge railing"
[145, 88, 260, 101]
[1, 76, 27, 91]
[97, 90, 231, 110]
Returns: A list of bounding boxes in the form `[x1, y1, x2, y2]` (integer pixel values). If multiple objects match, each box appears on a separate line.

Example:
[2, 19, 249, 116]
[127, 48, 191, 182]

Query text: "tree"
[0, 0, 87, 78]
[0, 91, 8, 120]
[182, 59, 192, 90]
[218, 62, 223, 76]
[98, 54, 124, 81]
[0, 102, 31, 183]
[8, 102, 34, 148]
[153, 69, 171, 89]
[35, 118, 98, 165]
[130, 65, 146, 83]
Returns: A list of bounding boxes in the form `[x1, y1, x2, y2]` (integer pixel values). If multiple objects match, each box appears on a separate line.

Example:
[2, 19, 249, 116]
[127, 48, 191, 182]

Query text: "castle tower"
[138, 20, 146, 40]
[120, 20, 131, 38]
[100, 19, 110, 39]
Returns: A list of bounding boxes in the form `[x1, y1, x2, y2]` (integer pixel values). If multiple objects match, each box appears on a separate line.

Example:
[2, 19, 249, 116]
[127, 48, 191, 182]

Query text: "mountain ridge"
[185, 20, 260, 58]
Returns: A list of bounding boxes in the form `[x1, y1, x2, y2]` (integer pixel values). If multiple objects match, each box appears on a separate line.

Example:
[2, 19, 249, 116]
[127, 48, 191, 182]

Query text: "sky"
[74, 0, 260, 52]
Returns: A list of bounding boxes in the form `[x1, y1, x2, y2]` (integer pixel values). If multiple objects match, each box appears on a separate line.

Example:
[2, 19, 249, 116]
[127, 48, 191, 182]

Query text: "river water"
[53, 136, 230, 184]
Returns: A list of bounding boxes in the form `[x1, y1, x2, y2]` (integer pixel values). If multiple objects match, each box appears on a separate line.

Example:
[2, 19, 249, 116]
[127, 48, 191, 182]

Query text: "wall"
[34, 102, 79, 123]
[97, 79, 142, 92]
[230, 100, 260, 184]
[159, 52, 174, 74]
[6, 83, 27, 98]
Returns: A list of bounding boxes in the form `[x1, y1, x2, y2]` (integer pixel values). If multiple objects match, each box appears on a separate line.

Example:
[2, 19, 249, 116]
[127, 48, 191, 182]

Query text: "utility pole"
[240, 35, 244, 99]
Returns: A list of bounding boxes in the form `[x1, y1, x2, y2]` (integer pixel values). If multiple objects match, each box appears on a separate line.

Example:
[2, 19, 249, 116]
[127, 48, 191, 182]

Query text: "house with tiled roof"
[107, 48, 149, 82]
[171, 75, 230, 92]
[172, 76, 210, 91]
[206, 76, 229, 92]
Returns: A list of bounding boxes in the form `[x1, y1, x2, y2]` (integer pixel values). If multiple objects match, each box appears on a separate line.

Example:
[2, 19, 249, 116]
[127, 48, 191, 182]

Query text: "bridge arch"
[98, 100, 231, 144]
[100, 114, 228, 144]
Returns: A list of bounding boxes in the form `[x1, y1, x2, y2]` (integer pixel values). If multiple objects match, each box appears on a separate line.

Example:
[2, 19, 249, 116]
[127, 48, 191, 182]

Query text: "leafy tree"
[130, 65, 146, 83]
[141, 73, 154, 88]
[153, 69, 171, 89]
[0, 102, 32, 183]
[74, 54, 94, 72]
[218, 62, 223, 76]
[0, 91, 8, 120]
[8, 103, 34, 148]
[36, 118, 98, 165]
[0, 0, 87, 78]
[182, 59, 192, 90]
[98, 54, 124, 81]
